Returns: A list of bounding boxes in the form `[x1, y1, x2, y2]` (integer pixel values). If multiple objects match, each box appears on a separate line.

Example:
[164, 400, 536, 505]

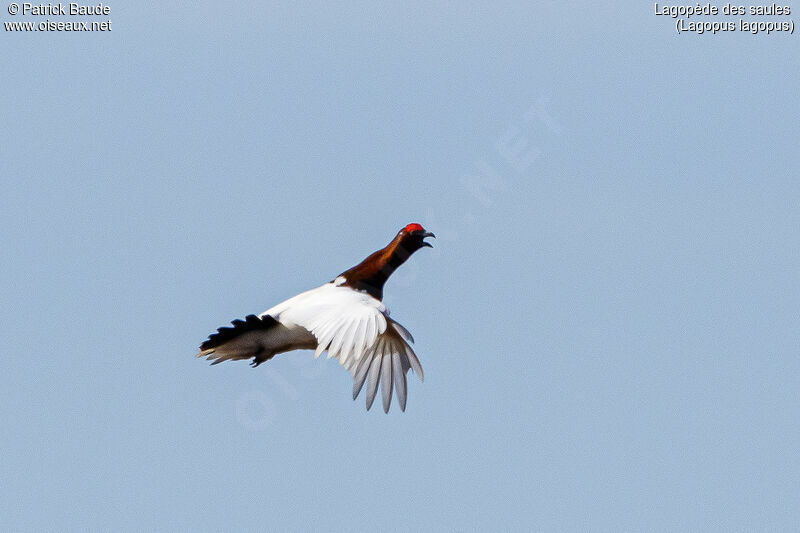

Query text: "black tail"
[200, 314, 278, 351]
[197, 314, 280, 366]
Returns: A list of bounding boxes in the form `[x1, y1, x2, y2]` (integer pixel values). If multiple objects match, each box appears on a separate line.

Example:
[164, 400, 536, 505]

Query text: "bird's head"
[337, 223, 435, 298]
[397, 223, 435, 251]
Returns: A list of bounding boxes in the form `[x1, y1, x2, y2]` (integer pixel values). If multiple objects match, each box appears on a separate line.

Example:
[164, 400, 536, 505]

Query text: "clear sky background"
[2, 2, 799, 531]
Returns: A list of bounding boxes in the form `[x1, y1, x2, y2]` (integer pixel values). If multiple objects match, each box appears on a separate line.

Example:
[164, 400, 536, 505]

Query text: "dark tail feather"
[197, 314, 278, 365]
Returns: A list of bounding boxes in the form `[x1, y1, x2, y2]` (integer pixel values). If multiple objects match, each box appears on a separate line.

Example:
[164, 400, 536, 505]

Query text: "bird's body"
[197, 224, 434, 412]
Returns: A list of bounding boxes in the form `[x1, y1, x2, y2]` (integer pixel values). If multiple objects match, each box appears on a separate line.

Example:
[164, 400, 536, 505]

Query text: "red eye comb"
[404, 223, 425, 233]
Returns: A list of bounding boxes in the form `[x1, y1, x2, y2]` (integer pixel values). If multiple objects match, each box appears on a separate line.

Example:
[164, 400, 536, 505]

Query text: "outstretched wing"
[263, 281, 423, 411]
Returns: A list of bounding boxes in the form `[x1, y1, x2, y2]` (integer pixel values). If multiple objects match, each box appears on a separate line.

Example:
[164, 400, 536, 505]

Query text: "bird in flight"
[197, 223, 435, 413]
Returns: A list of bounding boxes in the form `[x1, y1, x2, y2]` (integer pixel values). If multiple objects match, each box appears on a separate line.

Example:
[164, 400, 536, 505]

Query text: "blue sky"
[2, 2, 799, 531]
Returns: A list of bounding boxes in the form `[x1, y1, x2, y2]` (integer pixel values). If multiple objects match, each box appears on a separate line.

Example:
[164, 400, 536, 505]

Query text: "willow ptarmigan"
[197, 224, 435, 413]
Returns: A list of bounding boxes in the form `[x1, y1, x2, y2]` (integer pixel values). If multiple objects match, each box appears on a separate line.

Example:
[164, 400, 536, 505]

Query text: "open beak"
[421, 231, 436, 248]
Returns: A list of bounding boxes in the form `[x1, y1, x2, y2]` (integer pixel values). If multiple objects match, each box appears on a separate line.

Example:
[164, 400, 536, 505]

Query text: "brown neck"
[338, 233, 418, 300]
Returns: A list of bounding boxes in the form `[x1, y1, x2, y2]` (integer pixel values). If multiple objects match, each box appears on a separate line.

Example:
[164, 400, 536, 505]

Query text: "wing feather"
[352, 345, 374, 399]
[326, 318, 351, 360]
[380, 346, 393, 413]
[261, 282, 423, 412]
[391, 351, 406, 412]
[366, 346, 384, 411]
[404, 343, 424, 382]
[390, 319, 415, 344]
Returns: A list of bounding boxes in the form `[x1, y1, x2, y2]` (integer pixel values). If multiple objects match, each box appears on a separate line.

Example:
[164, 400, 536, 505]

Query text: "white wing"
[350, 319, 424, 412]
[263, 279, 423, 412]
